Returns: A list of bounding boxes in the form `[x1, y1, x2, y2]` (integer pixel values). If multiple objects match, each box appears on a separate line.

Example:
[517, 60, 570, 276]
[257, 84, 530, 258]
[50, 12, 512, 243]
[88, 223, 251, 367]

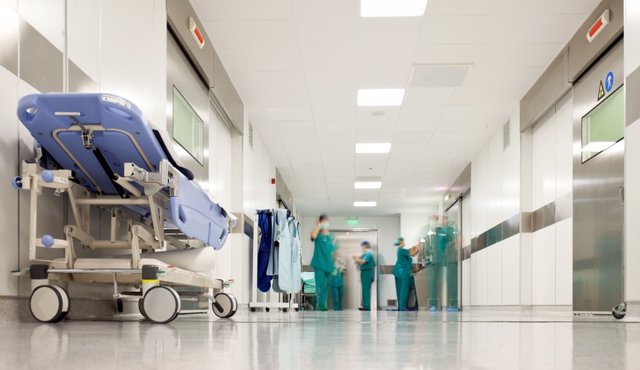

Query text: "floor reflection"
[0, 310, 638, 370]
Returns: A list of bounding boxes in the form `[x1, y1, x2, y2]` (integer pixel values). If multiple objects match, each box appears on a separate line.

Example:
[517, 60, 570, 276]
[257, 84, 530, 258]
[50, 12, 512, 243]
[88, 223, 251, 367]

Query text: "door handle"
[619, 186, 625, 207]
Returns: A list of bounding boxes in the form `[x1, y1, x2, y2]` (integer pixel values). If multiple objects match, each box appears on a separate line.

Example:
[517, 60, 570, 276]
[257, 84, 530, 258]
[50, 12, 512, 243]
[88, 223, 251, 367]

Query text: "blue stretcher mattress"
[17, 93, 230, 250]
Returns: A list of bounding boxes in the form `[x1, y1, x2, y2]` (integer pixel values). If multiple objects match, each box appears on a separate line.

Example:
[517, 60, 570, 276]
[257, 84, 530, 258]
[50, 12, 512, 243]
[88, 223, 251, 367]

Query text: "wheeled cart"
[15, 93, 240, 323]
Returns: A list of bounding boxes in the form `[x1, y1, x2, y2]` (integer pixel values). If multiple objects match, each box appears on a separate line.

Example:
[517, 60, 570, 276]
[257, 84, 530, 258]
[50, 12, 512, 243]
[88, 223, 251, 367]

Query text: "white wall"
[0, 0, 262, 303]
[300, 215, 400, 307]
[467, 106, 521, 306]
[528, 93, 573, 306]
[624, 0, 640, 306]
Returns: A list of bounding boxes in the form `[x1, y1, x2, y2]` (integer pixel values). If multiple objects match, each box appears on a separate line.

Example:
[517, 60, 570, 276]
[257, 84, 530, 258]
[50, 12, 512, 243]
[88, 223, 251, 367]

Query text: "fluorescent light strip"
[355, 142, 391, 154]
[354, 181, 382, 189]
[361, 0, 428, 18]
[354, 201, 377, 207]
[357, 89, 405, 106]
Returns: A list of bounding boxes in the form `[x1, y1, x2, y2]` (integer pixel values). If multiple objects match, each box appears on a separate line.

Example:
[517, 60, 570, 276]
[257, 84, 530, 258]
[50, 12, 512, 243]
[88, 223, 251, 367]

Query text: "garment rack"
[249, 210, 299, 312]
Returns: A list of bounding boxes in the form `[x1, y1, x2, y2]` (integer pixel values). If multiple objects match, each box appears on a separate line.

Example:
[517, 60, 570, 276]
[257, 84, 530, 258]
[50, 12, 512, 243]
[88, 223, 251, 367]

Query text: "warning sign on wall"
[598, 80, 605, 100]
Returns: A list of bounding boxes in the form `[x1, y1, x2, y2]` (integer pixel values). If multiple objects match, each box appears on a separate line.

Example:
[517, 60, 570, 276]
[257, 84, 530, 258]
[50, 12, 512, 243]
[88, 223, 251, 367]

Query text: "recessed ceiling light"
[354, 201, 377, 207]
[354, 181, 382, 189]
[360, 0, 428, 18]
[357, 89, 405, 106]
[355, 142, 392, 154]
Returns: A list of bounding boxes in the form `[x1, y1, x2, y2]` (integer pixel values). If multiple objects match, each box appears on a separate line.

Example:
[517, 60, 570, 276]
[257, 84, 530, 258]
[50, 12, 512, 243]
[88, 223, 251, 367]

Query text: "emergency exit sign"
[189, 17, 205, 49]
[347, 217, 359, 226]
[587, 9, 610, 43]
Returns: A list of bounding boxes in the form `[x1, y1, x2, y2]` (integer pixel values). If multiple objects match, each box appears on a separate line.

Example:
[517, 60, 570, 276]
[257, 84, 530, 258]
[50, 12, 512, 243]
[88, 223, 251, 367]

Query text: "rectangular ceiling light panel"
[355, 142, 392, 154]
[361, 0, 428, 17]
[354, 181, 382, 189]
[410, 64, 471, 88]
[357, 89, 405, 106]
[354, 201, 377, 207]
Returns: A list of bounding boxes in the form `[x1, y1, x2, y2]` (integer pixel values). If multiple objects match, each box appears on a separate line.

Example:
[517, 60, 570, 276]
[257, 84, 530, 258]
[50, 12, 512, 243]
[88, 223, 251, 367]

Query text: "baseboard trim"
[463, 305, 572, 312]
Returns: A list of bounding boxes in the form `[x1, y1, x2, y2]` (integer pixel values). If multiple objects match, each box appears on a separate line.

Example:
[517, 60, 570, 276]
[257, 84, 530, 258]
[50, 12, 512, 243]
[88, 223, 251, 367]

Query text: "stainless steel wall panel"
[503, 213, 521, 240]
[486, 223, 503, 247]
[166, 31, 209, 184]
[572, 40, 624, 313]
[532, 202, 555, 232]
[520, 212, 533, 233]
[567, 0, 623, 83]
[68, 60, 99, 93]
[0, 6, 18, 75]
[166, 0, 215, 88]
[212, 54, 244, 134]
[19, 20, 62, 92]
[520, 50, 570, 131]
[626, 66, 640, 126]
[470, 237, 478, 254]
[444, 164, 471, 211]
[276, 168, 294, 212]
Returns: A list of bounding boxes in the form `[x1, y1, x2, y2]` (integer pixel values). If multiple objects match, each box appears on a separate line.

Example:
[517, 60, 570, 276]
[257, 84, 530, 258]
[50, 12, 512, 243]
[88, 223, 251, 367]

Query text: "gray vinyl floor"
[1, 309, 639, 370]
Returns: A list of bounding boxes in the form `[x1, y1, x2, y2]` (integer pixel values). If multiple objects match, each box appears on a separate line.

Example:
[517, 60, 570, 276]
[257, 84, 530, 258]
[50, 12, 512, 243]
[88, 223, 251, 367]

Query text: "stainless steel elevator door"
[167, 31, 210, 184]
[572, 40, 624, 313]
[331, 231, 378, 310]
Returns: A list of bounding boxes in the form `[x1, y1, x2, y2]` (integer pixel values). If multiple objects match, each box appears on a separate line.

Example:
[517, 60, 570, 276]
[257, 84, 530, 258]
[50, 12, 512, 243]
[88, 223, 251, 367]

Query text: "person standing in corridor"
[353, 241, 375, 311]
[310, 214, 335, 311]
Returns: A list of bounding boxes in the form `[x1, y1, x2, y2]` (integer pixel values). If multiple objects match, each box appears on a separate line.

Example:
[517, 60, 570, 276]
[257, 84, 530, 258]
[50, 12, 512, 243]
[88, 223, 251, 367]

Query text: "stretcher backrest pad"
[17, 93, 229, 249]
[17, 93, 166, 194]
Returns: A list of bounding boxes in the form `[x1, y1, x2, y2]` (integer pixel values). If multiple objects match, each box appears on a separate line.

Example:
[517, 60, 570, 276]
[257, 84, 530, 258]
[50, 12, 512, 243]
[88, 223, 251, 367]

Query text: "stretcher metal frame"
[16, 156, 238, 323]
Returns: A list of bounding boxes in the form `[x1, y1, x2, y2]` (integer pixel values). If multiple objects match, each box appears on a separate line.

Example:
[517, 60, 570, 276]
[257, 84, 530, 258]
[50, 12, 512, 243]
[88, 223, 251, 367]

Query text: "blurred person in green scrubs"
[353, 241, 375, 311]
[310, 214, 335, 311]
[393, 237, 419, 311]
[330, 254, 346, 311]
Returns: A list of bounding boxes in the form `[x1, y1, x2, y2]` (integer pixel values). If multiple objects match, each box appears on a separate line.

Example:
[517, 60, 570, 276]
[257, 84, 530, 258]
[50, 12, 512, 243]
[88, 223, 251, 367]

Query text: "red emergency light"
[189, 17, 205, 49]
[587, 9, 610, 43]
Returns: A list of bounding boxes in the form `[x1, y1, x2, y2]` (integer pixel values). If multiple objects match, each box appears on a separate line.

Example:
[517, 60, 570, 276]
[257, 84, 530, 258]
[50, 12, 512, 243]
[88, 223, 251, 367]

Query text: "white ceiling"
[191, 0, 600, 216]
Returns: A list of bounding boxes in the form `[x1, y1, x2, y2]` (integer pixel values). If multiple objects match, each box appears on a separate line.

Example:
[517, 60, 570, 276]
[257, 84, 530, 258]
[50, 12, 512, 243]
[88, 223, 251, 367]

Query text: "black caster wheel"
[212, 293, 237, 318]
[283, 308, 288, 313]
[250, 307, 256, 312]
[265, 307, 270, 312]
[141, 286, 180, 324]
[138, 298, 147, 318]
[29, 285, 70, 323]
[295, 308, 299, 312]
[612, 302, 627, 320]
[116, 298, 124, 313]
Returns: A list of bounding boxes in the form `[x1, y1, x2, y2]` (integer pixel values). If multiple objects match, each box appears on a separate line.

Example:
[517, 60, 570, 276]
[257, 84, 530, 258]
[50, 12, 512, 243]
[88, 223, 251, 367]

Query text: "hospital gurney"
[14, 93, 238, 323]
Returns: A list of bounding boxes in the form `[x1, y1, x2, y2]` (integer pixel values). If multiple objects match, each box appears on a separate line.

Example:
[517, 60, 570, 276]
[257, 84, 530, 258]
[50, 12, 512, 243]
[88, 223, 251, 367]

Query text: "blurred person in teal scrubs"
[353, 241, 375, 311]
[393, 237, 420, 311]
[330, 254, 346, 311]
[310, 214, 335, 311]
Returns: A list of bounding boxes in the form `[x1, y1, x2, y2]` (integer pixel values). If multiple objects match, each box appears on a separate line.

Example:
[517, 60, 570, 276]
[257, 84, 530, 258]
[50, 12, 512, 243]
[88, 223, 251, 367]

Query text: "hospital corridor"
[2, 0, 640, 369]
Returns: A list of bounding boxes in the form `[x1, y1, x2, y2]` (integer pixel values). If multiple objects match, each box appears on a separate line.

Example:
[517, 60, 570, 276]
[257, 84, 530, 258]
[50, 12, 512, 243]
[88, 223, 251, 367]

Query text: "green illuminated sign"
[347, 217, 359, 226]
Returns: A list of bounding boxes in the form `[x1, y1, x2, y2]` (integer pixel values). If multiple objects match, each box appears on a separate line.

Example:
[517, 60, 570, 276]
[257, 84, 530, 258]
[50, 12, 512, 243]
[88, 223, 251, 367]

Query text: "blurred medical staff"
[310, 214, 335, 311]
[330, 254, 346, 311]
[353, 241, 375, 311]
[393, 237, 419, 311]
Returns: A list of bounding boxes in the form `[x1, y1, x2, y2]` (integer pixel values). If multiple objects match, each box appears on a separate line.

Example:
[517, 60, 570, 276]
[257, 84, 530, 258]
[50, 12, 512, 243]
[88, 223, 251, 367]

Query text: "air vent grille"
[503, 121, 511, 150]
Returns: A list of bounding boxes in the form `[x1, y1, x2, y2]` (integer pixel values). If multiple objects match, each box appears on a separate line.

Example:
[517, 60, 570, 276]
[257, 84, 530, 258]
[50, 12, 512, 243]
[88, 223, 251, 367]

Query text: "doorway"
[573, 40, 624, 313]
[331, 230, 378, 310]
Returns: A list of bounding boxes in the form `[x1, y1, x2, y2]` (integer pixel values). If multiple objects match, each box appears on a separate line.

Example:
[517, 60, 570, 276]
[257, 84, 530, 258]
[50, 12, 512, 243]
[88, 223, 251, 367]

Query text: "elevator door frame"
[330, 229, 379, 311]
[572, 39, 624, 314]
[166, 30, 210, 184]
[444, 197, 463, 311]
